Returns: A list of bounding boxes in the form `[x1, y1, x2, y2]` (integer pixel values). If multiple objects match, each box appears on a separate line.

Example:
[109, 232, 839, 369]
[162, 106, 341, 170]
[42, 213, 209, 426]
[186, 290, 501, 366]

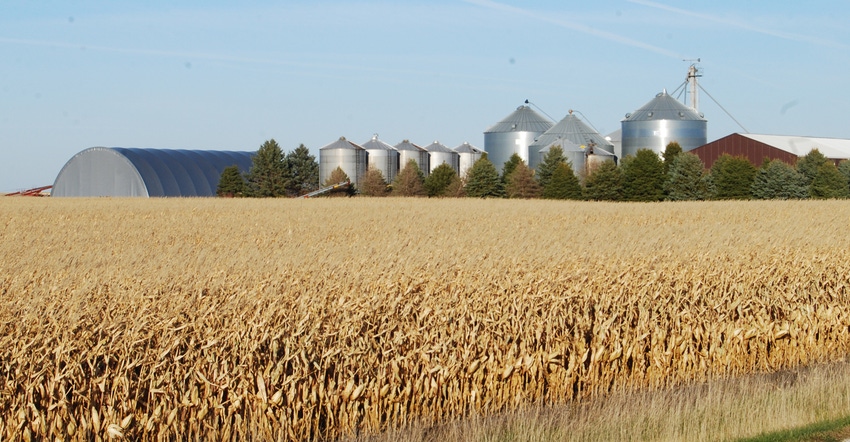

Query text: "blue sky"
[2, 1, 849, 192]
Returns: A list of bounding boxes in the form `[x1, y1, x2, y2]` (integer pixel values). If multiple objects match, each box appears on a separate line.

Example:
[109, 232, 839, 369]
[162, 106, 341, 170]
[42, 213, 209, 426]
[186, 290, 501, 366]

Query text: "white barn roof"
[741, 134, 850, 159]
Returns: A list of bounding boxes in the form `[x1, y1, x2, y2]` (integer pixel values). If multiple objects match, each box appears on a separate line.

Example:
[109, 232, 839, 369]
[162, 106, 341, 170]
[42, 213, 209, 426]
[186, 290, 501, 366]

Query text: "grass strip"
[736, 415, 850, 442]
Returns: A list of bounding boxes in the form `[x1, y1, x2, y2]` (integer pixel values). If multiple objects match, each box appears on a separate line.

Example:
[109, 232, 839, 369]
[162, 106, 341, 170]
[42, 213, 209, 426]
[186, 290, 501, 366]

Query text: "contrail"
[627, 0, 847, 49]
[463, 0, 684, 59]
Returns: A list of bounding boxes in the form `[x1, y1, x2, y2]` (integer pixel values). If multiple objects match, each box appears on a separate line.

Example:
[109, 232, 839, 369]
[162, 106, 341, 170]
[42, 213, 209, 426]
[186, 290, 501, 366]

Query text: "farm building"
[621, 90, 707, 158]
[691, 133, 850, 169]
[52, 147, 254, 197]
[319, 137, 368, 187]
[483, 105, 553, 173]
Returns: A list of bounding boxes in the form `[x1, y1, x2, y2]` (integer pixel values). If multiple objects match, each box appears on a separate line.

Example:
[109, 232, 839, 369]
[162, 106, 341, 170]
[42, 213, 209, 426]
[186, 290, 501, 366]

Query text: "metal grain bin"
[454, 142, 483, 178]
[537, 139, 617, 181]
[319, 136, 368, 187]
[422, 140, 460, 175]
[621, 90, 707, 158]
[361, 134, 399, 184]
[394, 140, 430, 176]
[528, 110, 615, 171]
[484, 105, 553, 173]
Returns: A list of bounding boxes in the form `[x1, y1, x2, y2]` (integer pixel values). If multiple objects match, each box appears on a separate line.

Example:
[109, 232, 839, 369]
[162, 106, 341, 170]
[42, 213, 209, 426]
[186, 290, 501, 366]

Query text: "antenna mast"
[684, 59, 702, 111]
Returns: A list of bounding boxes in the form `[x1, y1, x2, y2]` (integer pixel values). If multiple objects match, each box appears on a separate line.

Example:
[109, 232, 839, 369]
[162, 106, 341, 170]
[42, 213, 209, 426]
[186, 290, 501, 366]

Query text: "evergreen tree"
[323, 166, 354, 197]
[838, 160, 850, 194]
[216, 165, 247, 197]
[392, 159, 426, 197]
[583, 159, 623, 201]
[542, 162, 582, 200]
[662, 141, 683, 175]
[246, 139, 290, 197]
[796, 149, 829, 187]
[536, 145, 567, 190]
[465, 156, 504, 198]
[751, 160, 808, 200]
[324, 166, 350, 186]
[620, 149, 665, 202]
[665, 153, 711, 201]
[285, 144, 319, 196]
[505, 162, 541, 199]
[810, 162, 849, 199]
[710, 154, 757, 200]
[424, 163, 459, 197]
[501, 153, 524, 184]
[359, 168, 389, 197]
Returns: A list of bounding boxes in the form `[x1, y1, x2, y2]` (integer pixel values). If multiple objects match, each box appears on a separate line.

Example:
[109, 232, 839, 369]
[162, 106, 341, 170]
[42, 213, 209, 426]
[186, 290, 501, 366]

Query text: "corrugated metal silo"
[361, 134, 399, 184]
[528, 110, 615, 171]
[454, 142, 483, 178]
[394, 140, 430, 176]
[422, 141, 460, 175]
[484, 105, 553, 173]
[621, 90, 707, 158]
[319, 136, 368, 187]
[536, 140, 616, 181]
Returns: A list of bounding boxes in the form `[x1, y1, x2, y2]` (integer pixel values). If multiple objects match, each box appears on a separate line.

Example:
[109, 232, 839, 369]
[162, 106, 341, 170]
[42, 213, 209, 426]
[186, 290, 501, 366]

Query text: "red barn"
[691, 133, 850, 168]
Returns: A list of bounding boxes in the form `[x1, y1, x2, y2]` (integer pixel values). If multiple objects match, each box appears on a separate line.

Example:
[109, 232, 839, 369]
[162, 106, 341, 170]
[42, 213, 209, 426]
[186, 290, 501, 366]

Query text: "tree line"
[219, 139, 850, 200]
[216, 139, 319, 197]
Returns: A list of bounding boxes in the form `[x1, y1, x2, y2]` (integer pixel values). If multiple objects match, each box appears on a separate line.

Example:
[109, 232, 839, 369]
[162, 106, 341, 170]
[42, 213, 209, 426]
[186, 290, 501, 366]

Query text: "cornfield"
[1, 198, 849, 441]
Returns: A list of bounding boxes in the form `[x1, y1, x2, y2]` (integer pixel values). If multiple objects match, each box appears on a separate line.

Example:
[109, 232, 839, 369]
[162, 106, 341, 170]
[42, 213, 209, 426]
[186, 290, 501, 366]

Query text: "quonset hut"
[52, 147, 254, 197]
[361, 135, 399, 184]
[422, 141, 460, 175]
[528, 110, 616, 173]
[319, 137, 367, 187]
[484, 105, 553, 173]
[621, 90, 707, 158]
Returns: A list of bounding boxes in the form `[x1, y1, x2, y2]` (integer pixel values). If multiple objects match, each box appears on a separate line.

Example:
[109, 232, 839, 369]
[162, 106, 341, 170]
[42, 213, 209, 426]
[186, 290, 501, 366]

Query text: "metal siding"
[52, 147, 148, 197]
[364, 149, 398, 183]
[621, 119, 707, 157]
[113, 149, 166, 196]
[691, 133, 800, 169]
[428, 151, 460, 175]
[154, 149, 198, 196]
[484, 131, 540, 173]
[53, 147, 255, 197]
[320, 148, 366, 187]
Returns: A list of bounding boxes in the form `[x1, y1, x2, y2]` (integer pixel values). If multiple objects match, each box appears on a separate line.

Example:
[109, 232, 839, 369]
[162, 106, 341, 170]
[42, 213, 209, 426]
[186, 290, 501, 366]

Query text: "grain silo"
[536, 138, 615, 181]
[528, 110, 615, 172]
[52, 147, 254, 197]
[422, 141, 460, 175]
[454, 142, 483, 178]
[361, 134, 399, 184]
[484, 105, 553, 173]
[621, 90, 707, 158]
[319, 136, 368, 187]
[394, 140, 430, 176]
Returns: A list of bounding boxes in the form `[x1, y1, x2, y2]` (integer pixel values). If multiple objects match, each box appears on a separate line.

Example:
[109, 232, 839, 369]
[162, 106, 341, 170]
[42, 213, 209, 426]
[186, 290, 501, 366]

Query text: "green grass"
[736, 416, 850, 442]
[348, 360, 850, 442]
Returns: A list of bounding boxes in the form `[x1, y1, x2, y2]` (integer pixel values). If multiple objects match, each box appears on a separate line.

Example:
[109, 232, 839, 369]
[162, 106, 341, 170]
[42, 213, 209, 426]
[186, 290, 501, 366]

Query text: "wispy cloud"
[627, 0, 847, 49]
[463, 0, 683, 59]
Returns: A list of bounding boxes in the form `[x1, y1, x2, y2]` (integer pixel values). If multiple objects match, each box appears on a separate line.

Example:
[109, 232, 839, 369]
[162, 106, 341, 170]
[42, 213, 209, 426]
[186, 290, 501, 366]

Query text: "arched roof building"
[52, 147, 254, 197]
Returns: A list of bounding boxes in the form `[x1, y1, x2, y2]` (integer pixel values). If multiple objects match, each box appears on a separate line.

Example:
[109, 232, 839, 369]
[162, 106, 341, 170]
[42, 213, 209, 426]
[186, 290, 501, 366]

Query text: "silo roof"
[361, 135, 396, 151]
[319, 136, 364, 150]
[422, 141, 455, 153]
[394, 140, 426, 152]
[484, 105, 554, 134]
[623, 90, 705, 122]
[454, 142, 483, 153]
[529, 111, 614, 152]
